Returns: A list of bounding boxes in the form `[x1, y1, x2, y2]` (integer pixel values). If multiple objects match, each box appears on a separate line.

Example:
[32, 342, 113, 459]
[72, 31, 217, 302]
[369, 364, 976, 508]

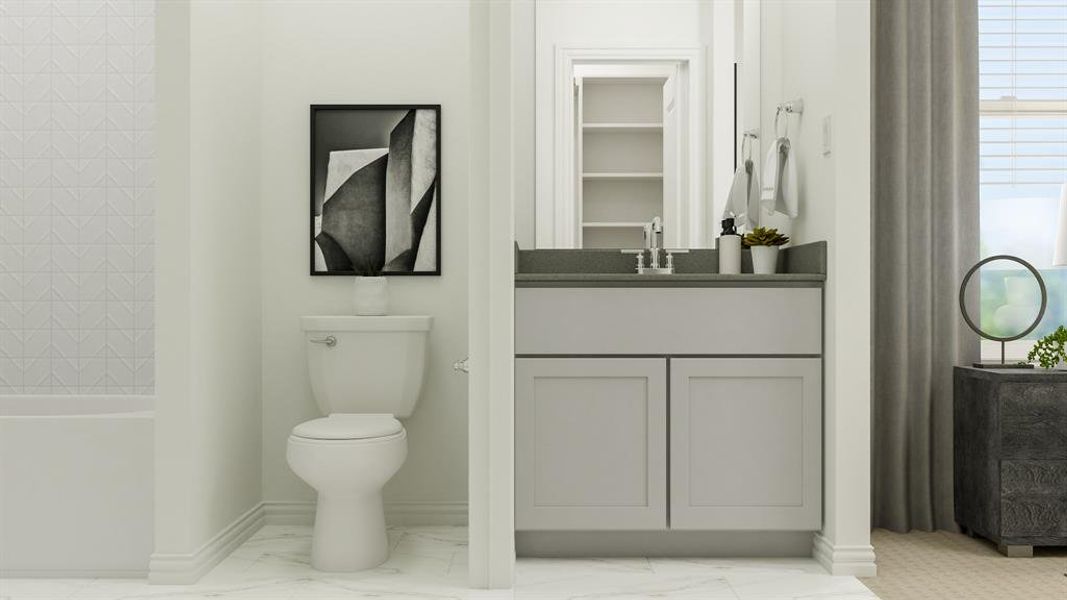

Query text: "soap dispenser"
[718, 218, 742, 275]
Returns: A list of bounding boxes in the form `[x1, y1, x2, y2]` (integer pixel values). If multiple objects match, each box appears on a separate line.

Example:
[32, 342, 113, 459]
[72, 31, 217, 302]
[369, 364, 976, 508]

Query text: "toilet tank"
[300, 316, 431, 418]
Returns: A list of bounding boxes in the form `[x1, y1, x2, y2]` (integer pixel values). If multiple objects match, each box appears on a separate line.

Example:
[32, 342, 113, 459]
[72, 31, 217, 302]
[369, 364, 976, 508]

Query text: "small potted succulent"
[1027, 326, 1067, 370]
[743, 227, 790, 275]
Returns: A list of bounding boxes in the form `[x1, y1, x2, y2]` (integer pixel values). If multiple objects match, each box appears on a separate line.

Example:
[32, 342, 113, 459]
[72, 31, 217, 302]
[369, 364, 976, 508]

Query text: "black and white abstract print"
[310, 105, 440, 275]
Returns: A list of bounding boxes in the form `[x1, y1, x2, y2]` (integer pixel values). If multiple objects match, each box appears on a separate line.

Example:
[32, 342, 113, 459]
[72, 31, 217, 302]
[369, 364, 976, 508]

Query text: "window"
[979, 0, 1067, 359]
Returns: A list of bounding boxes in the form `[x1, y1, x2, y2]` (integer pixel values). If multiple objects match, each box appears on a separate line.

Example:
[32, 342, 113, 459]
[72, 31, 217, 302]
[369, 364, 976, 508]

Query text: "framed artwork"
[310, 105, 441, 275]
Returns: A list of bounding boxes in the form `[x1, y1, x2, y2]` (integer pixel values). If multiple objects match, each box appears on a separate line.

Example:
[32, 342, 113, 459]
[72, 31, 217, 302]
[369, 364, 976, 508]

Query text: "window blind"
[979, 0, 1067, 186]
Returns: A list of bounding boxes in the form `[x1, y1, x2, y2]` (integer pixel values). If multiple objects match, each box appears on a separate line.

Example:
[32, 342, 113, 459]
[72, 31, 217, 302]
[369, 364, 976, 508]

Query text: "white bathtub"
[0, 395, 154, 577]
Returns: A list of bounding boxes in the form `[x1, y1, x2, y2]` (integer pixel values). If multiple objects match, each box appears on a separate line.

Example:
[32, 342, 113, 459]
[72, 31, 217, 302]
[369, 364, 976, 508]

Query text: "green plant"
[742, 227, 790, 247]
[1027, 325, 1067, 369]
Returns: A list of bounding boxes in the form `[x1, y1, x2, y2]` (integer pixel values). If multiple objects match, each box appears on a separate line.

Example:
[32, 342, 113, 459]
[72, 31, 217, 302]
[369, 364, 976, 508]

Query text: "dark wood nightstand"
[954, 367, 1067, 557]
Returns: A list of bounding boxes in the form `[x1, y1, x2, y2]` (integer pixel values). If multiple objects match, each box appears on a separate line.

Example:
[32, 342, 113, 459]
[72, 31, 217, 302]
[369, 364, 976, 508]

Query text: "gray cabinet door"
[515, 358, 667, 530]
[670, 358, 822, 530]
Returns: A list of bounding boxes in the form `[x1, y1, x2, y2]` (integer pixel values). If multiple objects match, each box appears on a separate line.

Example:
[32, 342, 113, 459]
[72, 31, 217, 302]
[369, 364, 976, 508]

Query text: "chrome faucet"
[624, 217, 688, 274]
[643, 217, 663, 269]
[643, 217, 662, 250]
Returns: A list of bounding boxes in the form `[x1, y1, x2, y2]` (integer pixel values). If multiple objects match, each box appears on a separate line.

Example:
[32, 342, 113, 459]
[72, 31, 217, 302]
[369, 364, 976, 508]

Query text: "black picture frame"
[309, 104, 442, 276]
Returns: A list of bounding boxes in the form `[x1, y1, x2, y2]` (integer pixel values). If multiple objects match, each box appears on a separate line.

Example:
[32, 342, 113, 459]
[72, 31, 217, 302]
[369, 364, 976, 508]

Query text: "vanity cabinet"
[515, 358, 667, 530]
[514, 284, 825, 534]
[515, 288, 822, 356]
[515, 356, 821, 532]
[669, 358, 822, 531]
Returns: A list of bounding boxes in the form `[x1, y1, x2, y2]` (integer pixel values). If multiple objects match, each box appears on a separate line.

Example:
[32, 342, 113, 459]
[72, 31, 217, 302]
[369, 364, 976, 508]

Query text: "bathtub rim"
[0, 394, 155, 419]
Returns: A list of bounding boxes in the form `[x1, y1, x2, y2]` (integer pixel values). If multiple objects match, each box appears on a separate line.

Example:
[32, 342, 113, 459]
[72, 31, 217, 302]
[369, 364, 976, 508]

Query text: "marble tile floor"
[0, 526, 880, 600]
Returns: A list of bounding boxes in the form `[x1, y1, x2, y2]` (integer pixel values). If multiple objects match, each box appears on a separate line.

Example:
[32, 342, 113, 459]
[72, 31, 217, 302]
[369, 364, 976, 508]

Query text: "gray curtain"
[872, 0, 980, 532]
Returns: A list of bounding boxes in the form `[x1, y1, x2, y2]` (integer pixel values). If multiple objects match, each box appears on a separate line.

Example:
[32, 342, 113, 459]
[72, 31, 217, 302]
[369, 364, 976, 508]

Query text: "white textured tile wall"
[0, 0, 154, 394]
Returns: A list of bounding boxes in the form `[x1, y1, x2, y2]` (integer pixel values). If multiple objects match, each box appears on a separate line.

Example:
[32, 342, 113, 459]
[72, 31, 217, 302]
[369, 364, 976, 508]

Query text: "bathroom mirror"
[523, 2, 737, 250]
[519, 1, 806, 251]
[553, 58, 697, 249]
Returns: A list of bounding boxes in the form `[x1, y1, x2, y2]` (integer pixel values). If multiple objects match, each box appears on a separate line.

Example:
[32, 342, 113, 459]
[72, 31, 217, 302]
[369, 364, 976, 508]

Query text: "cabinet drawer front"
[516, 288, 822, 355]
[1001, 461, 1067, 538]
[669, 358, 822, 531]
[1002, 460, 1067, 496]
[1000, 383, 1067, 460]
[515, 358, 668, 530]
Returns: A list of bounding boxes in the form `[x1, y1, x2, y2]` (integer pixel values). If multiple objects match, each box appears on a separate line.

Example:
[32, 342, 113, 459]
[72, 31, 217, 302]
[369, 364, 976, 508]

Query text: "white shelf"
[582, 221, 648, 228]
[583, 172, 663, 180]
[583, 122, 663, 133]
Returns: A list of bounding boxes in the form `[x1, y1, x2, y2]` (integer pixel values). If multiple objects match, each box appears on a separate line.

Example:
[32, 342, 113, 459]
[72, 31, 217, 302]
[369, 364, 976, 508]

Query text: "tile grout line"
[103, 0, 110, 394]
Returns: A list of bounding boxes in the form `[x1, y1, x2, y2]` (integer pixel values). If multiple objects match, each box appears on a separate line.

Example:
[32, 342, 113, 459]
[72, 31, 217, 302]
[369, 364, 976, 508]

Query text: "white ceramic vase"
[750, 245, 779, 275]
[353, 276, 388, 316]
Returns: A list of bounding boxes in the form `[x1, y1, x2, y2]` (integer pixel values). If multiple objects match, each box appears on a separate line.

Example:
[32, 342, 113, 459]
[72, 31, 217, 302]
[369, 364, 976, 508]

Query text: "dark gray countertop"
[515, 241, 827, 288]
[516, 272, 826, 287]
[954, 366, 1067, 382]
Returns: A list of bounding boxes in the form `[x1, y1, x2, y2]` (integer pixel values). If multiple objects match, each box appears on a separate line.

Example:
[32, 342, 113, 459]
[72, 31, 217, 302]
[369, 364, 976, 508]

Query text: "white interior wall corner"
[751, 0, 874, 575]
[153, 0, 265, 582]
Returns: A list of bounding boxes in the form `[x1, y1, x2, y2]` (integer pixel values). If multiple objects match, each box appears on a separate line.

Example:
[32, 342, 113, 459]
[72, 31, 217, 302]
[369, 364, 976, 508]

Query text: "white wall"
[153, 0, 470, 581]
[754, 0, 874, 576]
[258, 1, 471, 513]
[524, 0, 730, 249]
[153, 0, 263, 581]
[758, 0, 836, 241]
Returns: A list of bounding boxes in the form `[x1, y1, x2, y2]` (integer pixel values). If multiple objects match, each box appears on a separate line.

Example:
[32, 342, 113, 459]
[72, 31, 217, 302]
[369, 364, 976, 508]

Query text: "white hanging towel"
[760, 137, 798, 218]
[722, 158, 761, 227]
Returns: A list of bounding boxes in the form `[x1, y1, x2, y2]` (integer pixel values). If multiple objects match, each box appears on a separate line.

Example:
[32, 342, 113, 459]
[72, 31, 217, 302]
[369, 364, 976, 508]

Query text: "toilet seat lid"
[291, 414, 402, 440]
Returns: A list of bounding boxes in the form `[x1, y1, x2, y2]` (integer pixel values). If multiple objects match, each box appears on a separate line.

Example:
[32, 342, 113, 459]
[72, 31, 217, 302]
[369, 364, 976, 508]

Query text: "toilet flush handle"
[309, 335, 337, 347]
[453, 357, 469, 373]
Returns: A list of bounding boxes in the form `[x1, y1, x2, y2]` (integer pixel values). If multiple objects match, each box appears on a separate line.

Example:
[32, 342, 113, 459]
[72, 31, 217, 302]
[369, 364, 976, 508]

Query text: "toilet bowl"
[286, 316, 431, 572]
[287, 415, 406, 571]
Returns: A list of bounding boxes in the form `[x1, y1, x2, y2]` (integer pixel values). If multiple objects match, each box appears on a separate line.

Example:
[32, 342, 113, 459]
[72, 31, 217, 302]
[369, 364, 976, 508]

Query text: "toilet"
[287, 315, 431, 572]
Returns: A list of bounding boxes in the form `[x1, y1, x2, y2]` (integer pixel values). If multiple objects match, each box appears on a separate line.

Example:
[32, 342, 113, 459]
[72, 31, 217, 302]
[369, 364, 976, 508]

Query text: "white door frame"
[539, 46, 706, 248]
[468, 0, 517, 589]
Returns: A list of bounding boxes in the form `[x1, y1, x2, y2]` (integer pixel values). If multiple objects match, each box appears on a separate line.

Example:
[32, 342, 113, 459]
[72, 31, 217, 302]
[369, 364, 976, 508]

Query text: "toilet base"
[310, 493, 389, 571]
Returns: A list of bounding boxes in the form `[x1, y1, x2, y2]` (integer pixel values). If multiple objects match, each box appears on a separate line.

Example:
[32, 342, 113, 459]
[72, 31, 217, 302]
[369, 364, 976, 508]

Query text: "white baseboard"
[145, 500, 465, 585]
[262, 500, 468, 527]
[387, 501, 468, 526]
[813, 533, 877, 577]
[148, 503, 265, 585]
[260, 500, 315, 525]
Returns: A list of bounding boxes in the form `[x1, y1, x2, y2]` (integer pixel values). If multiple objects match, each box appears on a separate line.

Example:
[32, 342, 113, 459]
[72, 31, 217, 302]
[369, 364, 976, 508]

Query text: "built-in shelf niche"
[579, 77, 667, 249]
[582, 79, 664, 123]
